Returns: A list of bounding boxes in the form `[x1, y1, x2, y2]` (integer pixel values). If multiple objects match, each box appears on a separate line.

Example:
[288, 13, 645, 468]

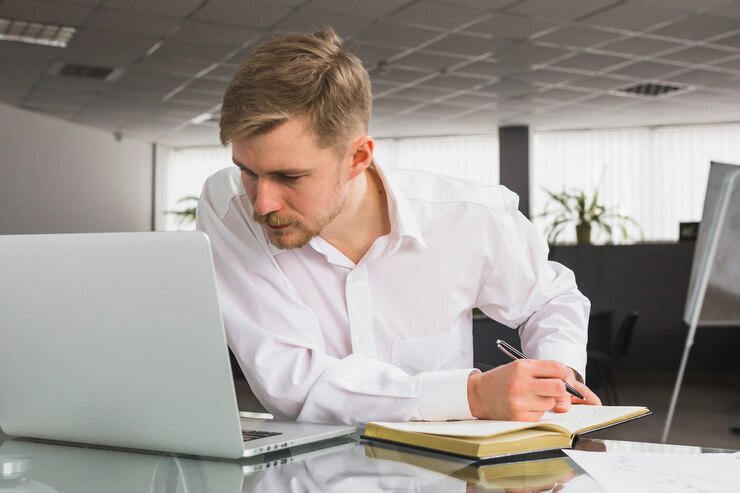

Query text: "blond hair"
[220, 28, 371, 154]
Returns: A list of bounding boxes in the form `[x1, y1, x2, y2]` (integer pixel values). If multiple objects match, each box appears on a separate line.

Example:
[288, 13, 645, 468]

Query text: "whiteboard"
[683, 161, 740, 326]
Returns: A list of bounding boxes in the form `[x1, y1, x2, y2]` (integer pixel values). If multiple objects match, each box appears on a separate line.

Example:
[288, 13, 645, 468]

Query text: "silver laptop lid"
[0, 232, 245, 459]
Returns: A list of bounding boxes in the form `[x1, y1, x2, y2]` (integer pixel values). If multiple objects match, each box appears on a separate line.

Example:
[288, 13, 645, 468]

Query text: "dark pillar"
[498, 125, 530, 218]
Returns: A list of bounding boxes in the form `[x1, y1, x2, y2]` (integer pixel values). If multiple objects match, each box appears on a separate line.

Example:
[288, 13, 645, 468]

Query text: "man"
[197, 28, 600, 425]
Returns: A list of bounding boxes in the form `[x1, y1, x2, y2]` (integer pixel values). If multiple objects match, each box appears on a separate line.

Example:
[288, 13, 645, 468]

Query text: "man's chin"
[266, 229, 314, 250]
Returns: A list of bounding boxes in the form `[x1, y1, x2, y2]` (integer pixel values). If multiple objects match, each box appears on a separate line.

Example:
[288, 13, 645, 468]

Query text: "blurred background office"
[1, 0, 738, 449]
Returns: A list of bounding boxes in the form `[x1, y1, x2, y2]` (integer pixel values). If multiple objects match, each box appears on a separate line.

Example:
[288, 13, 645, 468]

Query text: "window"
[531, 124, 740, 242]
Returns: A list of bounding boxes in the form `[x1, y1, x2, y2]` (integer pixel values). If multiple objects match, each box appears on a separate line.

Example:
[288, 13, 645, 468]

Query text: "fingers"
[569, 381, 602, 406]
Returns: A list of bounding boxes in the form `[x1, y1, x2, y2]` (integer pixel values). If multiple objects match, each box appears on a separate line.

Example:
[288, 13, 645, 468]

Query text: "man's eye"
[239, 167, 256, 178]
[279, 175, 302, 182]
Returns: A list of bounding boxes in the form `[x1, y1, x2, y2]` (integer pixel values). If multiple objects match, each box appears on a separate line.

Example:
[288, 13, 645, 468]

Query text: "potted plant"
[538, 188, 641, 245]
[166, 195, 199, 228]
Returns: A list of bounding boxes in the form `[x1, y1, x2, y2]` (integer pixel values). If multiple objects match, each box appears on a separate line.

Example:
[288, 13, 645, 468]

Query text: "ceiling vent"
[48, 62, 124, 82]
[616, 82, 687, 98]
[0, 17, 75, 47]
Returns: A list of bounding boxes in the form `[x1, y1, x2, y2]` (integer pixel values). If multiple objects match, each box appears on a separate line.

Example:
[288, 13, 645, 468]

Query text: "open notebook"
[363, 405, 651, 460]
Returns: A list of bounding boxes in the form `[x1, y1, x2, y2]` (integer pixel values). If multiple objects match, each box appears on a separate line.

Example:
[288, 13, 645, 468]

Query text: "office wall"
[0, 102, 153, 234]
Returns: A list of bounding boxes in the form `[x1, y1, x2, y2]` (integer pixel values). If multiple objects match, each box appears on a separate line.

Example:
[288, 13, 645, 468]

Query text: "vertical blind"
[531, 124, 740, 242]
[373, 135, 500, 185]
[162, 147, 231, 230]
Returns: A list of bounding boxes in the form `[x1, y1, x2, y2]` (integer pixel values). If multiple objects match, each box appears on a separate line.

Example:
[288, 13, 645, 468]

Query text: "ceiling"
[3, 0, 740, 147]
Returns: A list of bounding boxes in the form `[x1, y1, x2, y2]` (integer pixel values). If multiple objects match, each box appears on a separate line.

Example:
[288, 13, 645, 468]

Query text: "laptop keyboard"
[242, 430, 283, 442]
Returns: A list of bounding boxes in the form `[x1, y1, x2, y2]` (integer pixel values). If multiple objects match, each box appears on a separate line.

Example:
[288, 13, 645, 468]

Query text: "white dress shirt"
[197, 165, 590, 425]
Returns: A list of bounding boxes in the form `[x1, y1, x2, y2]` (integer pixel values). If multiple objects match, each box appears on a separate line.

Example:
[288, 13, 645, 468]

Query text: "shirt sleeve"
[475, 187, 590, 378]
[197, 173, 476, 424]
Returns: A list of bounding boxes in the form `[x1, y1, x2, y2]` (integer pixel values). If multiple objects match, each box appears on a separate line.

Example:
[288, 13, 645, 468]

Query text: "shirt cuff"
[531, 341, 587, 382]
[417, 368, 479, 421]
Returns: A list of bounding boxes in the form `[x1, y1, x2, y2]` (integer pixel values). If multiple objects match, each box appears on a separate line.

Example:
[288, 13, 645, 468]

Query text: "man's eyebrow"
[231, 159, 308, 176]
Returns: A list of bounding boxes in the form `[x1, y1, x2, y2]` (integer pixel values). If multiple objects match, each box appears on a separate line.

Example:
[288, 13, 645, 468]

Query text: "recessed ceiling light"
[0, 17, 76, 48]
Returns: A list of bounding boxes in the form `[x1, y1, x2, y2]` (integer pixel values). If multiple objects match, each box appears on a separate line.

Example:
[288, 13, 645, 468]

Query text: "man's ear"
[348, 136, 375, 179]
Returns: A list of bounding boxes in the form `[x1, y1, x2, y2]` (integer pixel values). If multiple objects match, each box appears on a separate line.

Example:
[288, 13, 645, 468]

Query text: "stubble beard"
[254, 182, 345, 250]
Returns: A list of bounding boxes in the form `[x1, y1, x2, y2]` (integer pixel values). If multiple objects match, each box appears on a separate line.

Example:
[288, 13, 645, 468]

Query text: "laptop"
[0, 232, 356, 459]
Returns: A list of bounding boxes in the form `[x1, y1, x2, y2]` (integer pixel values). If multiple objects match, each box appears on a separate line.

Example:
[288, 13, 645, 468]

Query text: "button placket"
[345, 264, 377, 359]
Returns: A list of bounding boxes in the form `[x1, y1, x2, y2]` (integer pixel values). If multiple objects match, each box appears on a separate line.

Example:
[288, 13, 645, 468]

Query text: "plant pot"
[576, 223, 592, 244]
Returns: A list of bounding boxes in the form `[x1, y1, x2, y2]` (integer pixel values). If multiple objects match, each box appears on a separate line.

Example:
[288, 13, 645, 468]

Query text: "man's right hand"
[467, 359, 577, 421]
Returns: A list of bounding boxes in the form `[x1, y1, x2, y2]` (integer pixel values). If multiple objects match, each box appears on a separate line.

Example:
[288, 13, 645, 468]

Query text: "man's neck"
[320, 165, 390, 264]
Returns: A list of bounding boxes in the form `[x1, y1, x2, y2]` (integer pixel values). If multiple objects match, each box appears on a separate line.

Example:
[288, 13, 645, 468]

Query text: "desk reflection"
[1, 437, 688, 493]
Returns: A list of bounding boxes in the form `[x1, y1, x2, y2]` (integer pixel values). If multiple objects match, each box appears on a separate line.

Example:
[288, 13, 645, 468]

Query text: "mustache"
[253, 212, 296, 227]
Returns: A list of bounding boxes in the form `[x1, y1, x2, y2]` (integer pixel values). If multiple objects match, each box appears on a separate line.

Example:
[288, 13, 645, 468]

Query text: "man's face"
[232, 118, 349, 249]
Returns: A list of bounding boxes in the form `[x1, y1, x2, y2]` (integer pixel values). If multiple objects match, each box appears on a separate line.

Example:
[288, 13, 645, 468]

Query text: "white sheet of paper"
[563, 450, 740, 493]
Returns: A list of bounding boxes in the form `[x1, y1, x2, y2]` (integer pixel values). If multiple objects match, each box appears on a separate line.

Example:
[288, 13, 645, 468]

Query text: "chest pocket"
[391, 324, 463, 375]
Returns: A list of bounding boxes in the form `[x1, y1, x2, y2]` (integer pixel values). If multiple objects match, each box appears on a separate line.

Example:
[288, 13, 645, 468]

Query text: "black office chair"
[587, 311, 640, 405]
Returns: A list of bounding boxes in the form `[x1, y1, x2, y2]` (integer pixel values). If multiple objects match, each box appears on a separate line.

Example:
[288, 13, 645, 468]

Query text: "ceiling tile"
[373, 66, 434, 84]
[606, 60, 682, 79]
[418, 73, 489, 90]
[444, 92, 497, 106]
[0, 42, 60, 61]
[307, 0, 414, 19]
[450, 59, 525, 78]
[390, 85, 450, 102]
[60, 29, 160, 67]
[436, 0, 518, 10]
[508, 68, 575, 85]
[657, 45, 738, 65]
[711, 56, 740, 71]
[533, 26, 624, 48]
[153, 40, 237, 63]
[389, 1, 487, 29]
[136, 55, 214, 78]
[86, 9, 181, 37]
[534, 87, 589, 102]
[494, 42, 571, 65]
[641, 0, 735, 14]
[580, 3, 684, 32]
[0, 0, 93, 26]
[354, 23, 441, 49]
[598, 36, 685, 56]
[393, 50, 468, 72]
[273, 9, 373, 37]
[507, 0, 619, 21]
[194, 0, 294, 29]
[663, 68, 739, 86]
[201, 63, 240, 82]
[647, 14, 740, 41]
[711, 32, 740, 49]
[104, 0, 206, 17]
[348, 42, 406, 65]
[170, 22, 261, 47]
[423, 33, 505, 57]
[707, 1, 740, 20]
[567, 75, 631, 91]
[487, 77, 538, 96]
[464, 13, 557, 39]
[549, 52, 628, 72]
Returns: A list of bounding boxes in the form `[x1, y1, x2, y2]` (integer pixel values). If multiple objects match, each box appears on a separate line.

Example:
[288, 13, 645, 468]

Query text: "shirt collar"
[374, 163, 428, 250]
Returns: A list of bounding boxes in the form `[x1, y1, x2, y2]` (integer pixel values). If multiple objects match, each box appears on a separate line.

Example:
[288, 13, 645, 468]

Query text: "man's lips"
[267, 224, 290, 230]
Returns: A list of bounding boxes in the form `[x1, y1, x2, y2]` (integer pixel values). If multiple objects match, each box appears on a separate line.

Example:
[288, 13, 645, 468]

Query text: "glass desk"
[0, 431, 735, 493]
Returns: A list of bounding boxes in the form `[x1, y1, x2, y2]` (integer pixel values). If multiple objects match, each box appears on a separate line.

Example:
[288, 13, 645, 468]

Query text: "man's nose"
[252, 179, 282, 216]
